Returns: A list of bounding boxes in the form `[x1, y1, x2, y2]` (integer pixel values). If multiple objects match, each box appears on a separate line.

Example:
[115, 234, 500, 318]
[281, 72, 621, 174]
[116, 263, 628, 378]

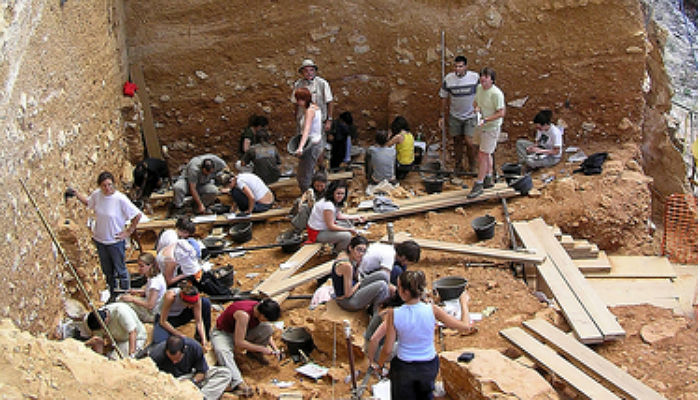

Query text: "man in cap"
[291, 59, 334, 135]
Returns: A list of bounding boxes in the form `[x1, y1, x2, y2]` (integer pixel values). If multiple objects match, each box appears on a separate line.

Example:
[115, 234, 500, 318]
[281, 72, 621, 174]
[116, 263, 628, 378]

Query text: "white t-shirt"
[307, 199, 337, 231]
[359, 243, 396, 275]
[87, 190, 141, 244]
[301, 108, 323, 144]
[97, 303, 147, 344]
[146, 274, 167, 312]
[439, 71, 480, 120]
[535, 125, 563, 158]
[236, 173, 271, 201]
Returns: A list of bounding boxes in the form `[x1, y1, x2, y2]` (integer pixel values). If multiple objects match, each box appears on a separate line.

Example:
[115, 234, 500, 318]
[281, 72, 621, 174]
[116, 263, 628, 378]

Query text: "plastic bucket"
[471, 214, 496, 240]
[228, 222, 253, 244]
[286, 135, 311, 155]
[433, 276, 468, 301]
[281, 327, 315, 358]
[509, 174, 533, 195]
[422, 178, 444, 194]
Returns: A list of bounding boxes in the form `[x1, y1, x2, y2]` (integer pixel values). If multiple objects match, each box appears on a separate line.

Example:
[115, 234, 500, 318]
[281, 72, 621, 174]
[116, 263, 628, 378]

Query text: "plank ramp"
[389, 232, 545, 263]
[253, 243, 323, 296]
[499, 327, 619, 400]
[513, 221, 604, 343]
[528, 218, 625, 341]
[259, 260, 333, 297]
[523, 319, 666, 400]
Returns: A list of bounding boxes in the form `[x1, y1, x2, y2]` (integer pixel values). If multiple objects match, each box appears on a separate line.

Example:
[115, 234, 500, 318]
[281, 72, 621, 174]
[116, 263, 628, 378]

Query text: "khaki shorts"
[478, 128, 500, 154]
[448, 115, 477, 138]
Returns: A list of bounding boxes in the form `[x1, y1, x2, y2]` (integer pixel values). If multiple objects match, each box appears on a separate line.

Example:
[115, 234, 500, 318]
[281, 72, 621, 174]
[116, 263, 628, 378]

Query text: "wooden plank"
[584, 256, 677, 279]
[513, 221, 604, 344]
[136, 207, 291, 231]
[260, 260, 333, 297]
[523, 319, 666, 400]
[388, 232, 545, 263]
[499, 327, 619, 400]
[253, 243, 324, 295]
[575, 251, 612, 274]
[356, 186, 519, 223]
[529, 219, 625, 341]
[129, 63, 162, 159]
[587, 278, 680, 310]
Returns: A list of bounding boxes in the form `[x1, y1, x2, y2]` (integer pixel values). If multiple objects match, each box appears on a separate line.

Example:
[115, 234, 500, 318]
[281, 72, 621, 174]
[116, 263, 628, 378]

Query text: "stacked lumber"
[513, 218, 625, 343]
[253, 243, 323, 297]
[136, 207, 291, 231]
[501, 319, 666, 400]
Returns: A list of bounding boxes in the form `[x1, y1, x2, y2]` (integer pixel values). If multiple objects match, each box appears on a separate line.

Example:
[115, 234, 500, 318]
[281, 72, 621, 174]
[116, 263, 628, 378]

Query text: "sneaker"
[483, 175, 494, 189]
[467, 183, 484, 199]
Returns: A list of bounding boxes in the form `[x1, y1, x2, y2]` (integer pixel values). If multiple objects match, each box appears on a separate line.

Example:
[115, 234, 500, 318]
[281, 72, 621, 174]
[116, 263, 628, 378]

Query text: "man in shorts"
[439, 55, 480, 173]
[468, 67, 505, 198]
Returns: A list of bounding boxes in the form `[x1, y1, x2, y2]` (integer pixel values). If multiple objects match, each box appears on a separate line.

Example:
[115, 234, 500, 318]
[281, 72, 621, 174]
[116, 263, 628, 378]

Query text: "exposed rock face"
[440, 348, 560, 400]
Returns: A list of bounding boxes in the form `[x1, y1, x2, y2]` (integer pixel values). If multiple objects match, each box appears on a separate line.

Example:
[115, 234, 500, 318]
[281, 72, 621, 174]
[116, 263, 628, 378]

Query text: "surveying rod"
[440, 30, 447, 166]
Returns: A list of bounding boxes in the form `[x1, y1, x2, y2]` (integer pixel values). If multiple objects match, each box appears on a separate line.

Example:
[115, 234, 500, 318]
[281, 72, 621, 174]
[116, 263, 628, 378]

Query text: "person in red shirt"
[210, 299, 281, 397]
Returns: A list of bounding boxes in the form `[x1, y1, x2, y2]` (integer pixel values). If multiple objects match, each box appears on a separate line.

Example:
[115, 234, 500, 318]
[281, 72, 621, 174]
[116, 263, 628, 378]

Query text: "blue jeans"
[230, 187, 273, 213]
[151, 297, 212, 344]
[93, 239, 129, 294]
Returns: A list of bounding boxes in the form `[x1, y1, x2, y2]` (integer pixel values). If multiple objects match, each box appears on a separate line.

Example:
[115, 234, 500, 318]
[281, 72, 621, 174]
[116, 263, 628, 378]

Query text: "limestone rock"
[640, 318, 687, 344]
[484, 7, 503, 28]
[310, 301, 368, 362]
[440, 348, 559, 399]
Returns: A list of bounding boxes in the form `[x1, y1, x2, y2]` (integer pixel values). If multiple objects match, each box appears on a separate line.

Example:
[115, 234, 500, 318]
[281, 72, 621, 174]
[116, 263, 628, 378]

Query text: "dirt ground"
[126, 144, 693, 399]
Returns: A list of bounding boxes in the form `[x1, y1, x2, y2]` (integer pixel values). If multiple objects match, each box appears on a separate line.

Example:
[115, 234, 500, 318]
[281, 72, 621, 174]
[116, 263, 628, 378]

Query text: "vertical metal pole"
[440, 30, 447, 167]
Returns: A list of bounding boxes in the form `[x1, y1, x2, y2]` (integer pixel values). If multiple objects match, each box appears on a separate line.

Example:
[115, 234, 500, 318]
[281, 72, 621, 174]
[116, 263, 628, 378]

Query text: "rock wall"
[0, 0, 132, 332]
[124, 0, 649, 170]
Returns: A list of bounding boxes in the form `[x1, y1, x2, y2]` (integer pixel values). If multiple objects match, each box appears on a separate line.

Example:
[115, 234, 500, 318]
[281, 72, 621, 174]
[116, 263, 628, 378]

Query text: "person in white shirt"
[516, 109, 563, 170]
[223, 172, 274, 215]
[119, 252, 166, 323]
[294, 87, 325, 192]
[85, 302, 148, 359]
[70, 171, 141, 297]
[306, 180, 364, 254]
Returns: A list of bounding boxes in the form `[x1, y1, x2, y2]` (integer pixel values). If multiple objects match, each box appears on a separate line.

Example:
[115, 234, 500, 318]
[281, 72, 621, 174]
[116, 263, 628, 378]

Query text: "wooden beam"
[136, 207, 290, 231]
[528, 219, 625, 341]
[523, 319, 666, 400]
[583, 256, 677, 279]
[575, 251, 612, 274]
[513, 221, 603, 344]
[587, 278, 680, 310]
[388, 232, 545, 263]
[356, 186, 519, 223]
[129, 63, 162, 159]
[259, 260, 333, 297]
[253, 243, 323, 296]
[499, 327, 619, 400]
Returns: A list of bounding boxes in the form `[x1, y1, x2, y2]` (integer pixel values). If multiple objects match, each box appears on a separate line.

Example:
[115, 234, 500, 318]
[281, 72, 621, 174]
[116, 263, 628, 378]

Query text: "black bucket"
[434, 276, 468, 301]
[281, 327, 315, 358]
[286, 135, 312, 155]
[203, 236, 226, 251]
[213, 264, 234, 288]
[509, 174, 533, 195]
[229, 222, 253, 244]
[471, 214, 496, 240]
[501, 162, 522, 176]
[277, 231, 303, 254]
[422, 178, 444, 194]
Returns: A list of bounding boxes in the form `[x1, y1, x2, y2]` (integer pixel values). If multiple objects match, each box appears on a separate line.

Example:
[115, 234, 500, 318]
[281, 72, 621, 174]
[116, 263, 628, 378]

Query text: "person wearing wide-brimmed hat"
[291, 59, 334, 134]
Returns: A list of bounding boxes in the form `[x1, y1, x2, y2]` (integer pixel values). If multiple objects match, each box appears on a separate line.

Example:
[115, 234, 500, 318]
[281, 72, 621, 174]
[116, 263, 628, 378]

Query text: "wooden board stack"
[501, 319, 666, 400]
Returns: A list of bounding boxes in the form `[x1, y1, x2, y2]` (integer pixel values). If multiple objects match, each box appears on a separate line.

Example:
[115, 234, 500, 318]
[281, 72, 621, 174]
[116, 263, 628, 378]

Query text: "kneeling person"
[359, 240, 421, 286]
[211, 299, 281, 396]
[150, 335, 233, 400]
[224, 173, 274, 215]
[85, 303, 147, 359]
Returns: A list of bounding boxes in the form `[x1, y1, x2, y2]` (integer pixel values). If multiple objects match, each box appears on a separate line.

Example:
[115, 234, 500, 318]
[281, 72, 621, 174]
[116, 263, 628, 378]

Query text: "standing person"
[150, 335, 233, 400]
[439, 56, 480, 173]
[468, 67, 506, 199]
[306, 180, 364, 254]
[332, 236, 390, 313]
[293, 87, 325, 191]
[328, 111, 356, 170]
[172, 154, 227, 214]
[119, 252, 167, 323]
[387, 116, 415, 180]
[516, 109, 563, 170]
[70, 171, 141, 297]
[366, 130, 396, 184]
[84, 303, 148, 359]
[291, 59, 334, 135]
[210, 299, 281, 397]
[241, 128, 281, 184]
[152, 284, 211, 349]
[223, 172, 275, 215]
[375, 270, 475, 400]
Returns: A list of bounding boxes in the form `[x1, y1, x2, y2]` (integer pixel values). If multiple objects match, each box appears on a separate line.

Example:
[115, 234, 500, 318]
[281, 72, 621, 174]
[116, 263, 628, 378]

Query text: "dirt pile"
[0, 319, 201, 399]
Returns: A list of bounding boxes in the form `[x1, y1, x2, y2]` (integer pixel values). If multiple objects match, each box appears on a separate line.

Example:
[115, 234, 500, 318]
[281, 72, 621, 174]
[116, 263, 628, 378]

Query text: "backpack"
[574, 152, 608, 175]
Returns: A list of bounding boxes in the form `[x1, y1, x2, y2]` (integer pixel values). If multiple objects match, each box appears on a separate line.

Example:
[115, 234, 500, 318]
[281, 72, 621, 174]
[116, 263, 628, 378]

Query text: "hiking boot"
[483, 175, 494, 189]
[467, 183, 484, 199]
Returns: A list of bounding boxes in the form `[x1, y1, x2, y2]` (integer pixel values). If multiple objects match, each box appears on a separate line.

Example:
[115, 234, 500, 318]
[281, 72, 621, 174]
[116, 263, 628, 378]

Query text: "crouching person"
[223, 172, 275, 215]
[85, 303, 147, 359]
[211, 298, 281, 398]
[150, 335, 232, 400]
[152, 284, 211, 349]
